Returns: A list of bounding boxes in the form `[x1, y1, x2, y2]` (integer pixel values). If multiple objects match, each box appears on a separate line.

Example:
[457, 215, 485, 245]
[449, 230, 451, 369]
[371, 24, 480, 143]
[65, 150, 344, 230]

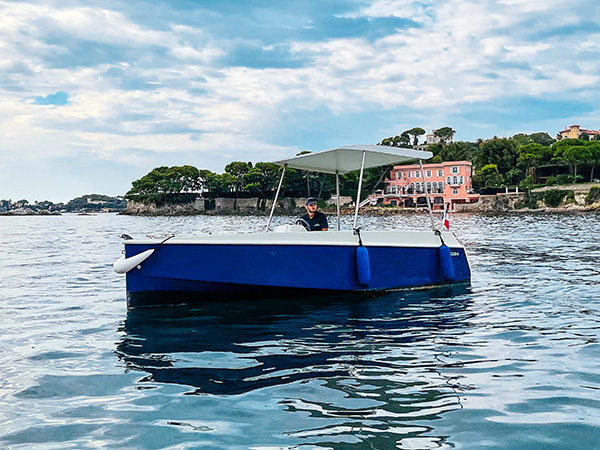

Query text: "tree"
[472, 164, 505, 189]
[380, 133, 410, 148]
[363, 166, 393, 194]
[127, 165, 202, 196]
[213, 173, 237, 194]
[404, 127, 426, 146]
[529, 132, 555, 147]
[243, 162, 281, 198]
[477, 137, 519, 177]
[433, 127, 456, 144]
[281, 168, 306, 196]
[128, 166, 170, 195]
[512, 132, 555, 148]
[552, 139, 587, 179]
[518, 143, 554, 171]
[163, 165, 201, 193]
[224, 161, 252, 192]
[294, 151, 313, 195]
[586, 141, 600, 181]
[65, 194, 125, 211]
[198, 169, 217, 192]
[438, 141, 477, 162]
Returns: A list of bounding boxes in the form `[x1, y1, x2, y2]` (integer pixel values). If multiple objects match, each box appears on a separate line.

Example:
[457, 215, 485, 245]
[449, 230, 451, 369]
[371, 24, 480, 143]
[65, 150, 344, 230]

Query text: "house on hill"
[425, 129, 454, 145]
[557, 124, 600, 141]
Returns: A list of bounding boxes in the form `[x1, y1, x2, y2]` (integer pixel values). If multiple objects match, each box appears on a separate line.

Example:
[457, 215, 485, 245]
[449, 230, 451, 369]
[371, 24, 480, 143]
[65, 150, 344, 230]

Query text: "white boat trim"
[123, 230, 464, 249]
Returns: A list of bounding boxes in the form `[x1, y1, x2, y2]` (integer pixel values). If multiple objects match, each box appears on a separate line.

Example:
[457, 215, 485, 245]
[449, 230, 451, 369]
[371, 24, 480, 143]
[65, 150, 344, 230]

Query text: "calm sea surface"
[1, 212, 599, 449]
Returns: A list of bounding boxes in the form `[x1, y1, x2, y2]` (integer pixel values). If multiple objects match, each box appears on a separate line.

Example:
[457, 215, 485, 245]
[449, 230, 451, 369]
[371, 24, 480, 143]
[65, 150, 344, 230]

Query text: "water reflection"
[116, 287, 475, 447]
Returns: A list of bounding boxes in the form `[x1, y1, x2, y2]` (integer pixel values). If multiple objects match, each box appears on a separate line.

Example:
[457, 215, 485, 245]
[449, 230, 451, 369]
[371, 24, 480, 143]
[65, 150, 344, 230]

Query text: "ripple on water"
[0, 213, 600, 449]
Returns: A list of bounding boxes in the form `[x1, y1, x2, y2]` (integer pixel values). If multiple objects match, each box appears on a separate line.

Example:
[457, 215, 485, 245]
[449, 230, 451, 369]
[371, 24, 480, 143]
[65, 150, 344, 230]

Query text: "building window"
[451, 166, 459, 174]
[426, 170, 432, 178]
[426, 182, 432, 192]
[439, 181, 444, 192]
[395, 171, 403, 180]
[459, 176, 464, 185]
[452, 188, 458, 195]
[408, 171, 413, 178]
[437, 169, 443, 177]
[452, 176, 458, 185]
[415, 170, 421, 178]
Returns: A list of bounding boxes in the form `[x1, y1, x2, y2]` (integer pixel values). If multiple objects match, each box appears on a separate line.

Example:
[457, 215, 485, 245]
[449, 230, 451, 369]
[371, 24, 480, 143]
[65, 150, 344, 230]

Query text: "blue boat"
[114, 145, 471, 307]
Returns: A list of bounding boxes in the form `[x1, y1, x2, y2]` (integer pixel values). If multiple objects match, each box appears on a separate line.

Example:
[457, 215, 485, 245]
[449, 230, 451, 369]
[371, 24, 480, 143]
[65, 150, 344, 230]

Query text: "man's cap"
[305, 197, 317, 205]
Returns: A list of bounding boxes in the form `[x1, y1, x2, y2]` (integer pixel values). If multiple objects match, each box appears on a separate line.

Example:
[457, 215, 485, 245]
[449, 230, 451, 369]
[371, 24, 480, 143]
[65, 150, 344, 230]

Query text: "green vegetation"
[126, 155, 393, 204]
[542, 190, 570, 207]
[586, 186, 600, 204]
[65, 194, 126, 211]
[433, 127, 456, 144]
[472, 164, 504, 188]
[0, 194, 126, 213]
[125, 127, 600, 206]
[518, 189, 578, 209]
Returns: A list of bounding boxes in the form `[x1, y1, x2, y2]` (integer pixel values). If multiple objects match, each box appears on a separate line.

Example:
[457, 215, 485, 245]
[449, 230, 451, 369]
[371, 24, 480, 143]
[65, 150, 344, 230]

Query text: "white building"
[426, 129, 454, 145]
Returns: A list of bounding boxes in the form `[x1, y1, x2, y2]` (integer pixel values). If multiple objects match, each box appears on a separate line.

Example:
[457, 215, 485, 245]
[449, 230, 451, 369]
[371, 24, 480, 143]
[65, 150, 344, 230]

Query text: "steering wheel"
[295, 218, 311, 231]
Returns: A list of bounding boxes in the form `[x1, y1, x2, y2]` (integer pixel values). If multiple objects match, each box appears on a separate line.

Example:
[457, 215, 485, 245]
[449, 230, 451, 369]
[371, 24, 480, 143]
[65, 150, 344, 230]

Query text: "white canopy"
[272, 144, 433, 174]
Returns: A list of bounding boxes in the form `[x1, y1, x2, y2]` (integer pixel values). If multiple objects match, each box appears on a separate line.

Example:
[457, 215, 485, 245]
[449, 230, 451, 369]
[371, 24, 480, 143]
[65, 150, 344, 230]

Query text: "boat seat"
[273, 224, 308, 233]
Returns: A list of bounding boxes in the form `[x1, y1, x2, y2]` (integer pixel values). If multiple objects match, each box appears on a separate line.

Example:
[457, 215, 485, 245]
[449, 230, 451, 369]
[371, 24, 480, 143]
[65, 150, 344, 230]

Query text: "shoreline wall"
[123, 197, 306, 216]
[123, 187, 600, 216]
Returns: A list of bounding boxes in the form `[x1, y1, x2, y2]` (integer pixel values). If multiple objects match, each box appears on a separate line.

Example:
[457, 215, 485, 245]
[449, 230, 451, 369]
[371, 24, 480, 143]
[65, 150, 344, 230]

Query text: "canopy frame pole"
[353, 150, 367, 229]
[265, 164, 287, 232]
[335, 170, 341, 231]
[419, 159, 437, 231]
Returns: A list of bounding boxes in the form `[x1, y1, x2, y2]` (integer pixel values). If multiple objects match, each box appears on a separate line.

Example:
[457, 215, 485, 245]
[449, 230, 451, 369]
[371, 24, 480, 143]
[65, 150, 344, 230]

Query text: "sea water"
[0, 212, 599, 449]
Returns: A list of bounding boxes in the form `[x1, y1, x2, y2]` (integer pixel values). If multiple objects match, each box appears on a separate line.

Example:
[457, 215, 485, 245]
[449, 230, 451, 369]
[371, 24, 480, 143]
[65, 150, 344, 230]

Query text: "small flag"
[442, 202, 450, 230]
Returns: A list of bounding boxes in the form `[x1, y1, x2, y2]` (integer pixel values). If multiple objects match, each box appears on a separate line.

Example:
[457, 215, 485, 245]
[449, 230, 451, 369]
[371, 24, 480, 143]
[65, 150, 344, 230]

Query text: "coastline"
[2, 205, 598, 216]
[0, 209, 62, 216]
[117, 202, 600, 217]
[4, 184, 598, 217]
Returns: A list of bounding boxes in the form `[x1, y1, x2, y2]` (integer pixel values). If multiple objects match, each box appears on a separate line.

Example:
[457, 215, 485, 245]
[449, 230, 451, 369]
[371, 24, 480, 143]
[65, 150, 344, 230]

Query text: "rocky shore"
[120, 196, 600, 217]
[121, 197, 301, 216]
[118, 183, 600, 216]
[0, 208, 61, 216]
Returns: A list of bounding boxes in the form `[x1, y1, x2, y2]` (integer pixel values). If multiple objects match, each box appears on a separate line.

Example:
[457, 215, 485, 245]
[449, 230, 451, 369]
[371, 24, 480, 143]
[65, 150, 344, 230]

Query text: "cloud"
[0, 0, 600, 201]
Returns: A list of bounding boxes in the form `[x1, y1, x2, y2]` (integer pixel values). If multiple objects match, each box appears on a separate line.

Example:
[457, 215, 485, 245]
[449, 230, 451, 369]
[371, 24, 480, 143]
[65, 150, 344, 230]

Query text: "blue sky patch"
[33, 92, 69, 106]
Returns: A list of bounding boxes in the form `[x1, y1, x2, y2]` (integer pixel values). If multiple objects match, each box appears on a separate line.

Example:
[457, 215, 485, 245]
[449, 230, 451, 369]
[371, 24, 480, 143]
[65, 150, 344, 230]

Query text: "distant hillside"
[65, 194, 126, 212]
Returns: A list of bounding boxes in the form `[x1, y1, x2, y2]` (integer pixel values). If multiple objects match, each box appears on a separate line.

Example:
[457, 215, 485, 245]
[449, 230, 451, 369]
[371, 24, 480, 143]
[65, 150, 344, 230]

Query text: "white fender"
[113, 249, 155, 274]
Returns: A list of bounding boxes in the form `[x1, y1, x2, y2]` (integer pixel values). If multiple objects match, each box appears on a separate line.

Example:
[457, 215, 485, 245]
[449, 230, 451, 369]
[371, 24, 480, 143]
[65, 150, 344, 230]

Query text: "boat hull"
[121, 231, 470, 307]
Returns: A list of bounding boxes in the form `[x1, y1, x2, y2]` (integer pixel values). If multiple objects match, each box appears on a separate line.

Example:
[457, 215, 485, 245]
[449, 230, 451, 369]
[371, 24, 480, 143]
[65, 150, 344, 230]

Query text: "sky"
[1, 0, 599, 202]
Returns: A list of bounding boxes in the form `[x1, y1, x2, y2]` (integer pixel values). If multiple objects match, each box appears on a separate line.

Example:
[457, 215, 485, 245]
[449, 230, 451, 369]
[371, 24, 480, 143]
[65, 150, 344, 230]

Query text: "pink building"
[373, 161, 479, 210]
